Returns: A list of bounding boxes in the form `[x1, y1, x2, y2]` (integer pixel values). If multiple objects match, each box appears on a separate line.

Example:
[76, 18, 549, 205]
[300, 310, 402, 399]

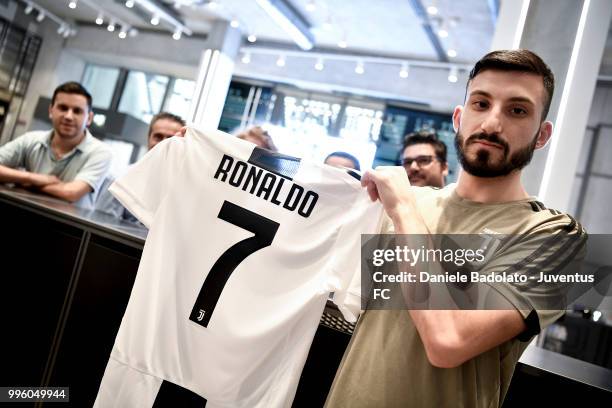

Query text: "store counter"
[0, 186, 610, 406]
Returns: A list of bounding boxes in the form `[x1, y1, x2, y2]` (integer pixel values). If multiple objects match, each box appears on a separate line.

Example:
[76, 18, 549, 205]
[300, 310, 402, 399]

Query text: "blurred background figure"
[95, 112, 186, 222]
[324, 151, 361, 171]
[401, 130, 448, 188]
[236, 126, 278, 152]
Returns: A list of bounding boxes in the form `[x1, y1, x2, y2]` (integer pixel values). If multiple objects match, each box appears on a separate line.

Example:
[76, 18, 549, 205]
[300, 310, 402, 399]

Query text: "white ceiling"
[29, 0, 496, 63]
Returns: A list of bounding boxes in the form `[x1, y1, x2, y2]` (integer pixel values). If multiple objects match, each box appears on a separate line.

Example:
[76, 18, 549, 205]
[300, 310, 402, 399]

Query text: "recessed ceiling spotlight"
[314, 57, 324, 71]
[306, 0, 316, 12]
[118, 30, 127, 39]
[448, 66, 458, 83]
[24, 4, 33, 14]
[95, 13, 104, 25]
[355, 60, 364, 75]
[276, 55, 286, 67]
[107, 20, 116, 32]
[399, 63, 409, 78]
[230, 19, 240, 28]
[447, 49, 457, 58]
[125, 0, 135, 8]
[247, 34, 257, 43]
[427, 5, 438, 15]
[68, 0, 78, 9]
[150, 15, 160, 25]
[337, 40, 347, 48]
[241, 52, 251, 64]
[172, 29, 182, 40]
[36, 11, 45, 22]
[438, 28, 448, 38]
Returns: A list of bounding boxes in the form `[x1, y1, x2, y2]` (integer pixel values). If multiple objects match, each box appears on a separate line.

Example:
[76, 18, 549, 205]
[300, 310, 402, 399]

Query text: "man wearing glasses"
[401, 130, 448, 188]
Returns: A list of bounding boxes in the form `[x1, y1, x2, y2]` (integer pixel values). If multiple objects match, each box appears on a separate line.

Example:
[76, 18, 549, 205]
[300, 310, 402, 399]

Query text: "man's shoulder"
[14, 130, 51, 145]
[80, 131, 112, 157]
[522, 200, 586, 236]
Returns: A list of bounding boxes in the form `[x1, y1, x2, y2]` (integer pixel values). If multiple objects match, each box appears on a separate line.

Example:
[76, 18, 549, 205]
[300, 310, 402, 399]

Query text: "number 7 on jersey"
[189, 200, 280, 328]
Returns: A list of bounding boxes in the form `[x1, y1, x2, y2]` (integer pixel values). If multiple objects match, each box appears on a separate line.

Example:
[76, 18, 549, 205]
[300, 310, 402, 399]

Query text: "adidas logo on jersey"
[214, 154, 319, 218]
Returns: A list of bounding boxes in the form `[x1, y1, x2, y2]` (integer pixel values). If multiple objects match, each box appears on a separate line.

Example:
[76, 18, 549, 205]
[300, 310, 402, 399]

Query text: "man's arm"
[38, 180, 92, 202]
[0, 164, 60, 186]
[361, 167, 528, 368]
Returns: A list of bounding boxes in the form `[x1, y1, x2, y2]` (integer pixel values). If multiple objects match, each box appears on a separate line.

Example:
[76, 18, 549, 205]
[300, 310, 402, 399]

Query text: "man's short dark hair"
[325, 151, 361, 171]
[148, 112, 186, 136]
[402, 130, 447, 164]
[51, 82, 93, 111]
[468, 49, 555, 121]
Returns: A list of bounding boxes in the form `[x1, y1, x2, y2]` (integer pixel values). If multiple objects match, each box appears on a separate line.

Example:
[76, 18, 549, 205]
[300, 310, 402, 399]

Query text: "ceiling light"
[36, 11, 45, 22]
[128, 28, 139, 37]
[448, 66, 458, 83]
[255, 0, 314, 50]
[95, 13, 104, 25]
[306, 1, 316, 12]
[276, 55, 286, 67]
[119, 29, 127, 39]
[57, 24, 66, 34]
[399, 63, 409, 78]
[355, 61, 364, 75]
[207, 0, 218, 9]
[447, 49, 457, 58]
[125, 0, 135, 8]
[230, 19, 240, 28]
[337, 39, 347, 48]
[241, 52, 251, 64]
[314, 57, 324, 71]
[63, 29, 71, 38]
[150, 15, 160, 25]
[68, 0, 78, 9]
[247, 33, 257, 43]
[438, 28, 448, 38]
[426, 6, 438, 15]
[107, 21, 116, 32]
[24, 4, 33, 14]
[173, 29, 182, 40]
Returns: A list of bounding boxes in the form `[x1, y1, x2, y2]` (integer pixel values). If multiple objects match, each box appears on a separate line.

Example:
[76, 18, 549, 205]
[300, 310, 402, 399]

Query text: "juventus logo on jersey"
[197, 309, 206, 322]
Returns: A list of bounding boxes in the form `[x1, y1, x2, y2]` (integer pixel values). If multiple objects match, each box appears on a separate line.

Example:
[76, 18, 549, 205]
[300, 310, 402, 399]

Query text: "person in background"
[324, 151, 361, 171]
[401, 130, 448, 188]
[0, 81, 112, 208]
[236, 126, 278, 152]
[95, 112, 186, 222]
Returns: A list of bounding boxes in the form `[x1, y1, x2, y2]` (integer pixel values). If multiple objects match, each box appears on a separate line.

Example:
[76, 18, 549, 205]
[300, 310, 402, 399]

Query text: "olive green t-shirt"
[325, 184, 586, 408]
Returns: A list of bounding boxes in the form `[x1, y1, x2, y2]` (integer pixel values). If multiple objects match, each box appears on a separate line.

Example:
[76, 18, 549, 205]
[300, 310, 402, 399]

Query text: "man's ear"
[442, 162, 449, 177]
[86, 110, 94, 127]
[535, 121, 553, 149]
[452, 105, 463, 132]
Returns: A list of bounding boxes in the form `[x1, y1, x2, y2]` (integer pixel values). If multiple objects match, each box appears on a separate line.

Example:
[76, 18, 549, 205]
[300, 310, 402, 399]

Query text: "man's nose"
[64, 109, 74, 120]
[480, 108, 502, 134]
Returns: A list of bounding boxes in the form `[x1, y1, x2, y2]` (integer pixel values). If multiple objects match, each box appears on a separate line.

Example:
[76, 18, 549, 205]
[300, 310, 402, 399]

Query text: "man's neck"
[455, 170, 529, 204]
[51, 130, 86, 156]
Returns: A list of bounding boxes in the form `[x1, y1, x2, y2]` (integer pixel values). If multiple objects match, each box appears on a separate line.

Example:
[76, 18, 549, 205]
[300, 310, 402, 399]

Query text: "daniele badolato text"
[369, 246, 594, 284]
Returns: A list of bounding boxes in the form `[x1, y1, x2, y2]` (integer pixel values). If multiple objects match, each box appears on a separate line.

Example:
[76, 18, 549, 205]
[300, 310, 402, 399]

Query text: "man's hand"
[361, 166, 420, 231]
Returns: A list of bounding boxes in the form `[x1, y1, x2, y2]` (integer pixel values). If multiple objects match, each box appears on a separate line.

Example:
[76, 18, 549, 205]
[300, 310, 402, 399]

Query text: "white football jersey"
[94, 128, 383, 408]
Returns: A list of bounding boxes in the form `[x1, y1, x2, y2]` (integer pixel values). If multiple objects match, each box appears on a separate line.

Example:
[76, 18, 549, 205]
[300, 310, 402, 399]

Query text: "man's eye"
[511, 107, 527, 116]
[473, 101, 488, 109]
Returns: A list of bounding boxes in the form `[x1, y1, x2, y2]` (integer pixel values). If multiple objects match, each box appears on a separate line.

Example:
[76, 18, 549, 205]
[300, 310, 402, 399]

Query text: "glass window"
[82, 64, 120, 109]
[163, 78, 195, 119]
[118, 71, 169, 123]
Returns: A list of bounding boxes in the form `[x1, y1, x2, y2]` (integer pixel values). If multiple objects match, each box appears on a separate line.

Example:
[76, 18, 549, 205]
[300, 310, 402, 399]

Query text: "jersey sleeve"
[329, 192, 384, 322]
[479, 217, 587, 341]
[109, 137, 185, 228]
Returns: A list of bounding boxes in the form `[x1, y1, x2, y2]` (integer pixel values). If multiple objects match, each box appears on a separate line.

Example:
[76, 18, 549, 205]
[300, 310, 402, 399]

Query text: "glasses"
[402, 155, 438, 168]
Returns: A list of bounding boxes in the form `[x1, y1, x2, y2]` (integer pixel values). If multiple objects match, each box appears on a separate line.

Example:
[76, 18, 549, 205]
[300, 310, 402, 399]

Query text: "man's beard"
[454, 130, 538, 178]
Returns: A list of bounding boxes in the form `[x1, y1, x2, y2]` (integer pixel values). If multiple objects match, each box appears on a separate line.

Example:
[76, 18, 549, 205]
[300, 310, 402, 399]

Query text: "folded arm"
[38, 180, 92, 202]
